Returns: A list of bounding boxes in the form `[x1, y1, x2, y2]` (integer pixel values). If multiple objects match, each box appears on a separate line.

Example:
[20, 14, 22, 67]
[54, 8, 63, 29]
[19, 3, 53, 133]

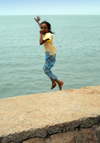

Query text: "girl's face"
[41, 23, 49, 35]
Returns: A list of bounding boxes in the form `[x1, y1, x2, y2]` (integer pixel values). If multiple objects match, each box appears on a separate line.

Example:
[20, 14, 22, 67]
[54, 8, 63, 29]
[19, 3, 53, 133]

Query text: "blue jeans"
[43, 52, 57, 80]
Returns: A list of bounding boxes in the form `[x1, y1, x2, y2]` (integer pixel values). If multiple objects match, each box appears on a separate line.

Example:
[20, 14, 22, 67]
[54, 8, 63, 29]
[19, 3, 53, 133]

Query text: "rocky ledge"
[0, 85, 100, 143]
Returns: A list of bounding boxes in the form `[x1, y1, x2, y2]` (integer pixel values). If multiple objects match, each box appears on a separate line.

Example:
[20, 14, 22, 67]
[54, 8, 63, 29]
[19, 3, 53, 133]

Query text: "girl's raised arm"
[34, 16, 41, 29]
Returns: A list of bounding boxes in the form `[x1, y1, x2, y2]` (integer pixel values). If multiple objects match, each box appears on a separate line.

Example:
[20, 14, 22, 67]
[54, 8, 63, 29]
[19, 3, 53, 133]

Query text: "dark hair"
[40, 21, 54, 34]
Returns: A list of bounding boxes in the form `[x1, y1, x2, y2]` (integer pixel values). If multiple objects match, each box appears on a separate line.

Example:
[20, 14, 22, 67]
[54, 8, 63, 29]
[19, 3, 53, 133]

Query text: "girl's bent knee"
[43, 65, 48, 74]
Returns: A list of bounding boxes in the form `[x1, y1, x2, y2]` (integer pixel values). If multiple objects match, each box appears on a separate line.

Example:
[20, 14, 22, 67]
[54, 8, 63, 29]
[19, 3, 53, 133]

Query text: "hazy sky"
[0, 0, 100, 15]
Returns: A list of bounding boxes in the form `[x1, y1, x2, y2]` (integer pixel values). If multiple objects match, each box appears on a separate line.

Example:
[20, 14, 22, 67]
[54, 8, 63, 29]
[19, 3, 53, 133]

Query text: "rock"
[76, 131, 82, 143]
[96, 126, 100, 142]
[49, 130, 78, 143]
[80, 127, 97, 143]
[23, 138, 46, 143]
[81, 117, 100, 128]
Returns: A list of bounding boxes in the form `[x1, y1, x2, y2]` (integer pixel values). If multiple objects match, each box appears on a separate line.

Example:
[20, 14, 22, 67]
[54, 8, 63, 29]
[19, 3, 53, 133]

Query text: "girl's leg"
[44, 53, 63, 90]
[50, 78, 57, 90]
[43, 65, 57, 89]
[55, 78, 63, 90]
[43, 65, 63, 90]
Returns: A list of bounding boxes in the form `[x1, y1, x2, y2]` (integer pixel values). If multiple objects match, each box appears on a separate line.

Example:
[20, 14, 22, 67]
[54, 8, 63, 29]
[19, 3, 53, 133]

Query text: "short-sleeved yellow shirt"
[43, 32, 56, 56]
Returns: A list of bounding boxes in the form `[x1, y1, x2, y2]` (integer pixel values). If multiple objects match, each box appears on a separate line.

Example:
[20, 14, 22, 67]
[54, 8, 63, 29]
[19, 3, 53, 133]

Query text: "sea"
[0, 15, 100, 99]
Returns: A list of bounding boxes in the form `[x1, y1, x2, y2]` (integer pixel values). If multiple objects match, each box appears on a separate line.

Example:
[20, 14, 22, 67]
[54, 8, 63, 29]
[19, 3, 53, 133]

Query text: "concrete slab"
[0, 85, 100, 142]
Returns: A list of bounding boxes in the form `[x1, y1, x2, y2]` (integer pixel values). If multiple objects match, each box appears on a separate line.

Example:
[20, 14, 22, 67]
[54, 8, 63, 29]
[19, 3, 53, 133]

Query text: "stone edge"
[0, 115, 100, 143]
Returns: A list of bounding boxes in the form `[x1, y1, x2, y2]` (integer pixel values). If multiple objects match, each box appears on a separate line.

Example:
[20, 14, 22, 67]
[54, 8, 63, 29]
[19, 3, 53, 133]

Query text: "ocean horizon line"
[0, 14, 100, 16]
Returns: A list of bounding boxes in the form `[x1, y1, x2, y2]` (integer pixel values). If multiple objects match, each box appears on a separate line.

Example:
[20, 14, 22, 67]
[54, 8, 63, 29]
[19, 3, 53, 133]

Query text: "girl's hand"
[34, 16, 40, 23]
[34, 16, 41, 29]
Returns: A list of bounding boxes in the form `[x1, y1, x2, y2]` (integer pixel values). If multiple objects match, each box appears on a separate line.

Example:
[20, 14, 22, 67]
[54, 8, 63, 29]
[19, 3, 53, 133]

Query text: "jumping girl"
[34, 16, 63, 90]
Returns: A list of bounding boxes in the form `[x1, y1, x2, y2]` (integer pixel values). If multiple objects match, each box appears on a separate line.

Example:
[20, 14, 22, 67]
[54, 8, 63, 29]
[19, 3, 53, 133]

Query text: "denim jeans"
[43, 52, 57, 80]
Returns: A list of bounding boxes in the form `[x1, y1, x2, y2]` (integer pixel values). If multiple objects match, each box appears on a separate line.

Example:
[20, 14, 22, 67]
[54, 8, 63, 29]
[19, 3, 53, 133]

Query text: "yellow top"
[43, 32, 56, 55]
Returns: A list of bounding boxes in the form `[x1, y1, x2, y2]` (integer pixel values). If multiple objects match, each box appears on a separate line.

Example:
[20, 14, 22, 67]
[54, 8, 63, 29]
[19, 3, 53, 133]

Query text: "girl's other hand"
[40, 29, 44, 34]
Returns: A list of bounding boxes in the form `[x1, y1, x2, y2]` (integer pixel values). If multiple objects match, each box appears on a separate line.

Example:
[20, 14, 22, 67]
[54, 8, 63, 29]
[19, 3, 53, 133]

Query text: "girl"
[34, 16, 63, 90]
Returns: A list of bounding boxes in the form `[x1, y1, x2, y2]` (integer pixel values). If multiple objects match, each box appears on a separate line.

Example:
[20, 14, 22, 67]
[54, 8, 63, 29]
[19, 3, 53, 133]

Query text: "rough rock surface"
[0, 85, 100, 143]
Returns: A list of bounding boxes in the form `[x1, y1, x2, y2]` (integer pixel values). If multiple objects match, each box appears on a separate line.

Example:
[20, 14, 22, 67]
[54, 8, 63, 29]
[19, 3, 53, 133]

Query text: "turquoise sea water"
[0, 15, 100, 99]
